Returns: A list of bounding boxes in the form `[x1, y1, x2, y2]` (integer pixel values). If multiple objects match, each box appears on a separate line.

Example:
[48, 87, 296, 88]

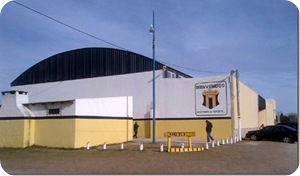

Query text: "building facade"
[0, 48, 276, 148]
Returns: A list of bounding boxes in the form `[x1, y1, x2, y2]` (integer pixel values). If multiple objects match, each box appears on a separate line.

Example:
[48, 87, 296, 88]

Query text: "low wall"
[0, 119, 29, 148]
[0, 117, 133, 148]
[134, 118, 232, 140]
[74, 118, 133, 148]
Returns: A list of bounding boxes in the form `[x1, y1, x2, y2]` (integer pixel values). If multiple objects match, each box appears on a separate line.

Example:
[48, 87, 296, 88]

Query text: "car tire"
[250, 134, 257, 141]
[283, 137, 293, 143]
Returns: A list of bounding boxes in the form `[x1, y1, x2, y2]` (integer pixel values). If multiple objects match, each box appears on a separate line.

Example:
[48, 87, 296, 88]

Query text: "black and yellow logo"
[202, 89, 219, 109]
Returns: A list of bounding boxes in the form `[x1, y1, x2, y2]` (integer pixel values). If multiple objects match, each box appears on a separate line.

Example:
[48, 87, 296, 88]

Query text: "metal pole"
[230, 70, 235, 139]
[236, 69, 242, 140]
[151, 10, 156, 143]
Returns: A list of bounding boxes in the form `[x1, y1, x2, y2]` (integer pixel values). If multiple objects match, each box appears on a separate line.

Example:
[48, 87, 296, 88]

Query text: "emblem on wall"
[195, 80, 229, 117]
[202, 89, 219, 109]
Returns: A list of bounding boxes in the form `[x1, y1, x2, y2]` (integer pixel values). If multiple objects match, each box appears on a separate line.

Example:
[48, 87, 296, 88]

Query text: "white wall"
[0, 91, 33, 117]
[24, 96, 133, 118]
[156, 75, 232, 118]
[238, 80, 259, 129]
[266, 99, 276, 125]
[25, 101, 75, 116]
[13, 71, 153, 119]
[75, 96, 133, 117]
[12, 71, 231, 119]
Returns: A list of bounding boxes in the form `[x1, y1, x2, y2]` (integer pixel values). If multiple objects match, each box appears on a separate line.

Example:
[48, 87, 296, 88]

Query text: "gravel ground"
[0, 138, 298, 175]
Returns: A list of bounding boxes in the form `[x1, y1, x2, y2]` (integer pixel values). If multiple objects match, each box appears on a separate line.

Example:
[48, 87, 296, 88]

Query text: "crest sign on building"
[195, 80, 230, 117]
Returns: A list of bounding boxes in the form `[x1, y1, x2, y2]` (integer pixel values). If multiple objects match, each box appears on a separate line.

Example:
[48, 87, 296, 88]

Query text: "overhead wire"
[13, 1, 225, 75]
[12, 1, 127, 51]
[159, 60, 226, 74]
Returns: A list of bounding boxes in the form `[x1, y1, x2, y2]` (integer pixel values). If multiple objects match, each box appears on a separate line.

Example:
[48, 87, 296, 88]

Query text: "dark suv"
[276, 122, 298, 131]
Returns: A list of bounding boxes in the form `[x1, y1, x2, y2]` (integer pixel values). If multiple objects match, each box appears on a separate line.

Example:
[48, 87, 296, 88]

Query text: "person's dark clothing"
[133, 122, 139, 138]
[206, 121, 213, 132]
[205, 120, 214, 142]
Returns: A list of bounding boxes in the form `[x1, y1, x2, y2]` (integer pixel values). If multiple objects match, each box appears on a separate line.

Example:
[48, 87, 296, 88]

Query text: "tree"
[287, 113, 298, 123]
[280, 112, 289, 123]
[278, 112, 298, 123]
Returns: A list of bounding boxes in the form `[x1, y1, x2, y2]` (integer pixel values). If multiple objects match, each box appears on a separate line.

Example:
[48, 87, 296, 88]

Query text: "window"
[261, 126, 273, 132]
[274, 126, 287, 132]
[167, 71, 176, 78]
[47, 108, 61, 116]
[178, 75, 185, 78]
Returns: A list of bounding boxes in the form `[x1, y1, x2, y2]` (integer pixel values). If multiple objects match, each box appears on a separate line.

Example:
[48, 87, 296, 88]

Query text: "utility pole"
[150, 10, 156, 143]
[231, 69, 241, 140]
[230, 70, 235, 139]
[236, 69, 242, 141]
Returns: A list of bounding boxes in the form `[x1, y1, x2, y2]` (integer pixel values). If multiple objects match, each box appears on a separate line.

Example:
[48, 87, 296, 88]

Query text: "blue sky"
[0, 0, 298, 114]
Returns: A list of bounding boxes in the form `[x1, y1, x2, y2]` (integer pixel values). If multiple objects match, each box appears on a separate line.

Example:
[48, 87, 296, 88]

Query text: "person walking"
[205, 120, 214, 142]
[133, 122, 139, 138]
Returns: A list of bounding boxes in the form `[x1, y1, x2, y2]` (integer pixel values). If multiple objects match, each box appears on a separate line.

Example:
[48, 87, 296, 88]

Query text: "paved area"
[0, 138, 298, 175]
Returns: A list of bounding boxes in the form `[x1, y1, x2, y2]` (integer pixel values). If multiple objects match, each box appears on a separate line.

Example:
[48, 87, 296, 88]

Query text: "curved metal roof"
[11, 47, 191, 86]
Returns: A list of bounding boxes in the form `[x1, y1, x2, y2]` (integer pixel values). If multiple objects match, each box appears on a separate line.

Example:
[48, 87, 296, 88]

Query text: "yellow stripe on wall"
[134, 119, 232, 140]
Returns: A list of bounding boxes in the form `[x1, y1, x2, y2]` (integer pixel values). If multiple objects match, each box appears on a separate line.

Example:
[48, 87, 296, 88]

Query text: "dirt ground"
[0, 138, 298, 175]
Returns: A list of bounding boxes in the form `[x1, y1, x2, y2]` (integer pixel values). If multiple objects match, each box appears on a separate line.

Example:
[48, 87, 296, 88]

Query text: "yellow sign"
[164, 132, 195, 137]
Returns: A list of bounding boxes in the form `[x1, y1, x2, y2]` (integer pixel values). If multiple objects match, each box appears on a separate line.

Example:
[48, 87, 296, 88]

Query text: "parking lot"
[0, 138, 298, 175]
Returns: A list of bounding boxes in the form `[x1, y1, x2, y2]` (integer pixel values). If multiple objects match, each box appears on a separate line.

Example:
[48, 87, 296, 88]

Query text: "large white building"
[0, 47, 276, 148]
